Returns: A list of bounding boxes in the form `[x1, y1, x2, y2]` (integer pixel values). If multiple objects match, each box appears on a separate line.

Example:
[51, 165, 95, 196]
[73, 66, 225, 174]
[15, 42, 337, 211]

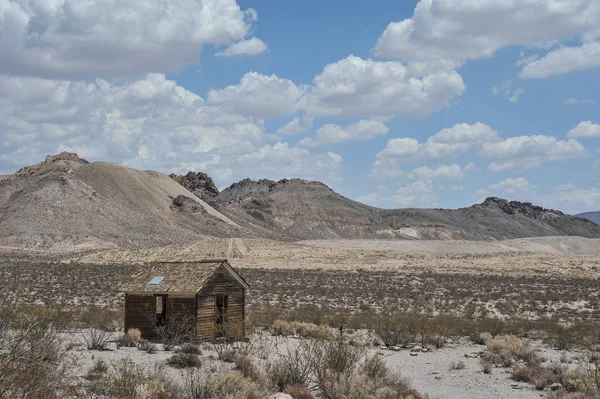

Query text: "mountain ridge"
[576, 211, 600, 225]
[1, 153, 598, 251]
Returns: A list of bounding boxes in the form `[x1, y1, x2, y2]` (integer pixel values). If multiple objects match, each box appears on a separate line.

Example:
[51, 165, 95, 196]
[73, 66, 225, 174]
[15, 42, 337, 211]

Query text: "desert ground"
[2, 236, 599, 398]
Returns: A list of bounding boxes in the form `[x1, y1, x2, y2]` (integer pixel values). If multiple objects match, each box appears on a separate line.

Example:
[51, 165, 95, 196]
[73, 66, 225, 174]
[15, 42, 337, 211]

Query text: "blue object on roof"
[149, 276, 165, 285]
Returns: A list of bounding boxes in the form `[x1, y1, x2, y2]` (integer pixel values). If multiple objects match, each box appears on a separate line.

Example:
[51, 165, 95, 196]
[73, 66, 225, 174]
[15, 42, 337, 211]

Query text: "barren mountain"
[576, 211, 600, 224]
[2, 154, 599, 252]
[217, 178, 600, 240]
[0, 152, 244, 251]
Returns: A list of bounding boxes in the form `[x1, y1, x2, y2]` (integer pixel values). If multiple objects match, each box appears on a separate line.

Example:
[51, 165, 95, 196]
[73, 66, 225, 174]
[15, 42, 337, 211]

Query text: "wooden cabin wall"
[125, 294, 197, 341]
[124, 294, 158, 340]
[197, 265, 246, 341]
[166, 295, 197, 340]
[197, 294, 215, 341]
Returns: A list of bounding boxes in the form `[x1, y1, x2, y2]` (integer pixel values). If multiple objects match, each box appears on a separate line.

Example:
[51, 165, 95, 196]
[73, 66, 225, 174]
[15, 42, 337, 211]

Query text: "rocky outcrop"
[170, 195, 207, 214]
[475, 197, 564, 218]
[15, 151, 89, 177]
[170, 171, 220, 207]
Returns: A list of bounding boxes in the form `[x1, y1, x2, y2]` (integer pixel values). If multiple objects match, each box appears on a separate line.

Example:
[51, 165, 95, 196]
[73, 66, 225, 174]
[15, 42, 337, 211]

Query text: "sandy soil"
[66, 331, 573, 399]
[76, 236, 600, 277]
[301, 236, 600, 255]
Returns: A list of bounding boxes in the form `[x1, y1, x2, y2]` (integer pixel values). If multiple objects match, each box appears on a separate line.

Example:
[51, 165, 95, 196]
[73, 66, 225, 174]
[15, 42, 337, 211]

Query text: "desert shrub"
[481, 334, 537, 367]
[511, 363, 539, 382]
[0, 296, 74, 399]
[213, 341, 238, 362]
[234, 353, 264, 384]
[138, 339, 158, 354]
[269, 339, 318, 391]
[79, 305, 122, 331]
[178, 343, 201, 355]
[318, 369, 423, 399]
[450, 361, 466, 370]
[271, 320, 333, 340]
[314, 334, 365, 387]
[362, 354, 390, 382]
[106, 358, 145, 399]
[117, 328, 142, 348]
[562, 348, 600, 394]
[92, 358, 181, 399]
[183, 368, 266, 399]
[373, 312, 418, 347]
[284, 384, 315, 399]
[90, 359, 109, 375]
[79, 327, 112, 350]
[151, 313, 195, 351]
[168, 352, 202, 369]
[480, 358, 493, 374]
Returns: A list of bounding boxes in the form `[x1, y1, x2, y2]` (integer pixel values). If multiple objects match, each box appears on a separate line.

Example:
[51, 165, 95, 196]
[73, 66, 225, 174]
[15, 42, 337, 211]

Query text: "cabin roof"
[118, 259, 249, 294]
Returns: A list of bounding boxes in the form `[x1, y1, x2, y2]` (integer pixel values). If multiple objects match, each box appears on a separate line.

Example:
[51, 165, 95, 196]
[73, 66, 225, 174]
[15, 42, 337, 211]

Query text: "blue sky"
[1, 0, 599, 213]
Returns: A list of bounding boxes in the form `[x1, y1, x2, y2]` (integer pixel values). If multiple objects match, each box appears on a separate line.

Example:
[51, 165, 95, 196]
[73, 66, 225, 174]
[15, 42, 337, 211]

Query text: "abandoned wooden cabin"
[118, 259, 249, 342]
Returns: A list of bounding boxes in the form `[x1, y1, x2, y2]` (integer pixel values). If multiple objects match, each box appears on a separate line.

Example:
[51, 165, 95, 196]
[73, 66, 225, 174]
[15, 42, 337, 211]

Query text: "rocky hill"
[576, 211, 600, 224]
[0, 152, 244, 251]
[2, 154, 599, 251]
[216, 179, 600, 240]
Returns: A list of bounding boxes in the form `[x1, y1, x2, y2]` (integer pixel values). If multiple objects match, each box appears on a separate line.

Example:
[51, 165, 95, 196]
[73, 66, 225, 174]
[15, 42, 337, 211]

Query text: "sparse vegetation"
[0, 294, 73, 398]
[167, 352, 202, 369]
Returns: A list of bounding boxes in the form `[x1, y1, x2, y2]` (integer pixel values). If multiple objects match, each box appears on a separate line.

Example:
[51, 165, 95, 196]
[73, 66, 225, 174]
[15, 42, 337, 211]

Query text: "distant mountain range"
[1, 152, 599, 251]
[576, 211, 600, 225]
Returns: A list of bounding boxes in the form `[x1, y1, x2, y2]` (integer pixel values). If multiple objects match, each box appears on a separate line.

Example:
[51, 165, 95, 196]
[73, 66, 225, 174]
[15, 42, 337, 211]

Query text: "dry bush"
[318, 366, 423, 399]
[138, 339, 158, 354]
[480, 358, 493, 374]
[178, 342, 201, 355]
[167, 352, 202, 369]
[450, 361, 466, 370]
[233, 353, 264, 384]
[79, 327, 112, 350]
[103, 358, 145, 399]
[562, 348, 600, 394]
[271, 320, 333, 340]
[481, 334, 537, 367]
[89, 358, 182, 399]
[79, 305, 122, 331]
[284, 384, 315, 399]
[150, 312, 196, 351]
[0, 295, 73, 398]
[117, 328, 142, 348]
[269, 339, 319, 391]
[362, 354, 390, 382]
[183, 368, 266, 399]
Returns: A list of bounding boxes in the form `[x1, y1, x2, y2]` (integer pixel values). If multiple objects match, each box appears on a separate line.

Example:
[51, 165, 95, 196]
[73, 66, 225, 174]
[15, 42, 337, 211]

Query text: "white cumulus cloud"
[0, 73, 341, 185]
[392, 180, 437, 207]
[215, 37, 269, 56]
[481, 135, 587, 171]
[299, 120, 389, 147]
[0, 0, 258, 79]
[374, 0, 600, 63]
[207, 72, 306, 118]
[520, 40, 600, 78]
[561, 98, 595, 105]
[567, 121, 600, 139]
[405, 163, 475, 181]
[300, 55, 465, 119]
[276, 116, 314, 136]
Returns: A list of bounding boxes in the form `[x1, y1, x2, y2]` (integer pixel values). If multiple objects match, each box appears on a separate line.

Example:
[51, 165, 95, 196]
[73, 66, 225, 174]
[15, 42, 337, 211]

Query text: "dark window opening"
[216, 294, 228, 326]
[155, 295, 167, 327]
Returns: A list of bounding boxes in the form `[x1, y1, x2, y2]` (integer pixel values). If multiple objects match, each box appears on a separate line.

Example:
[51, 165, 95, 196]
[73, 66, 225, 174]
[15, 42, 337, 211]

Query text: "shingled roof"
[118, 259, 248, 294]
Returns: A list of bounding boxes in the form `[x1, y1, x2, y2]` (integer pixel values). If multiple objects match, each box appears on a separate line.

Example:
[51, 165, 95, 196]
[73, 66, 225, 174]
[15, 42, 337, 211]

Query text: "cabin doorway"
[155, 294, 167, 327]
[215, 294, 229, 337]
